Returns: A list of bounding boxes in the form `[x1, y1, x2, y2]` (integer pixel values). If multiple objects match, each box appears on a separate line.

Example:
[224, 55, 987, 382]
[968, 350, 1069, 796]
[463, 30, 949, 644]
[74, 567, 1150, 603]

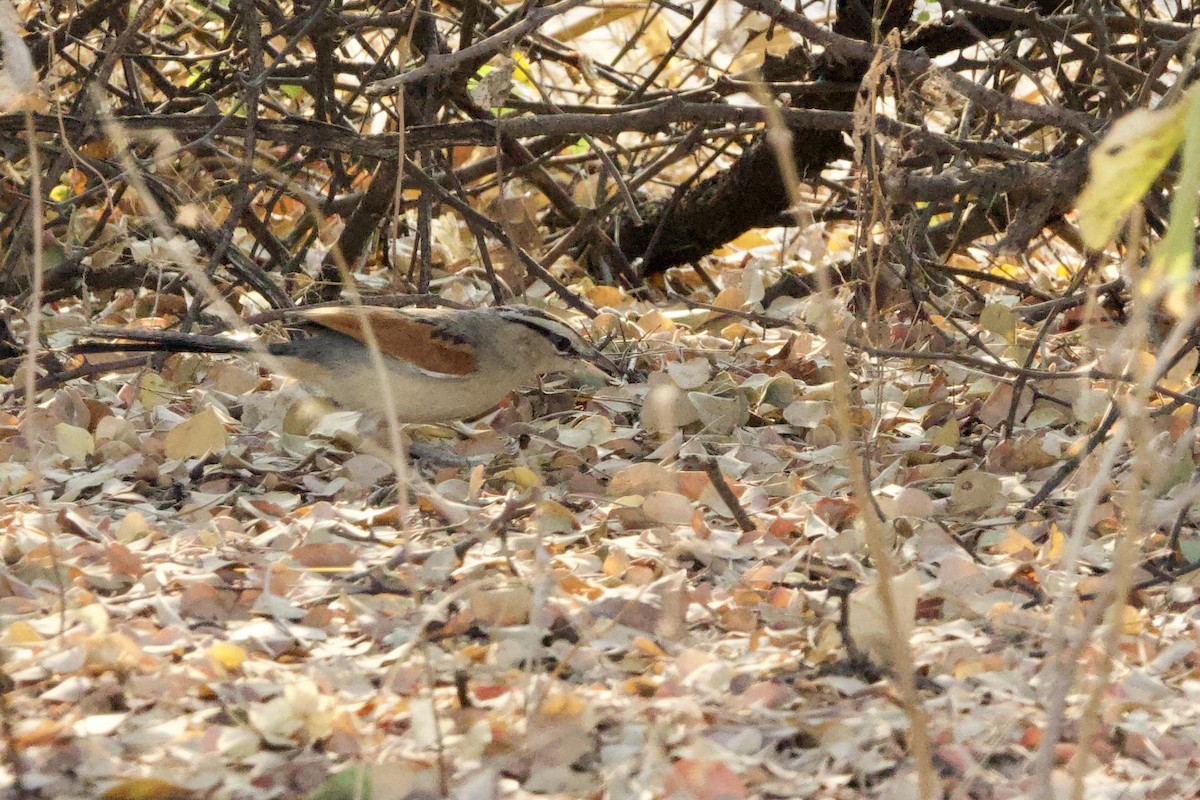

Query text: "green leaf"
[1179, 534, 1200, 564]
[1076, 88, 1196, 250]
[1153, 88, 1200, 317]
[309, 767, 372, 800]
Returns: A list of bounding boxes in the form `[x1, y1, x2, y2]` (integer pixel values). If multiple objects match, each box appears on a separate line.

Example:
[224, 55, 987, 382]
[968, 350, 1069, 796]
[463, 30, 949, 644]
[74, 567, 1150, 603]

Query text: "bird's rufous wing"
[297, 306, 476, 376]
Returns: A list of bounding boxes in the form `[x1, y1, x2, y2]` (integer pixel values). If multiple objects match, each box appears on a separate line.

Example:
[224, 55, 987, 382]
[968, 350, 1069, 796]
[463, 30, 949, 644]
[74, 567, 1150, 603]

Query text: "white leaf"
[847, 570, 920, 665]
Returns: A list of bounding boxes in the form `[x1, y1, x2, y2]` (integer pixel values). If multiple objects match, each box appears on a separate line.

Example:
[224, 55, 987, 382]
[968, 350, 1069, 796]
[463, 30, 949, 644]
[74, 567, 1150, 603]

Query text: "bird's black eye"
[544, 330, 577, 355]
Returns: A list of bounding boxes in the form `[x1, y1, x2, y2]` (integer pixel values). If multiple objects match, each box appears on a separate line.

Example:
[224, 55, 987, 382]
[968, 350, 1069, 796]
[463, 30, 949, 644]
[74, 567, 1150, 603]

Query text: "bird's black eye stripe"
[506, 314, 580, 354]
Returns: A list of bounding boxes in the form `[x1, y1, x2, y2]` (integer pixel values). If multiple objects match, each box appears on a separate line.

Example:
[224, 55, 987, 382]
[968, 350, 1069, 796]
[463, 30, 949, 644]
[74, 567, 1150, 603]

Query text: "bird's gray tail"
[70, 327, 257, 356]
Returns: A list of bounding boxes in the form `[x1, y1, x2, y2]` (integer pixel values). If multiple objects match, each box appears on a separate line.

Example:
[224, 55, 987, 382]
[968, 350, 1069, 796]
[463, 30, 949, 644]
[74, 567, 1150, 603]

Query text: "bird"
[70, 304, 618, 423]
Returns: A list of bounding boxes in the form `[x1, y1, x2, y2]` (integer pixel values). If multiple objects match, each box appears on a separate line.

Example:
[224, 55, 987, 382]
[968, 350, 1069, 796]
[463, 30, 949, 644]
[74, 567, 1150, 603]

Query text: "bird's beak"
[582, 348, 625, 382]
